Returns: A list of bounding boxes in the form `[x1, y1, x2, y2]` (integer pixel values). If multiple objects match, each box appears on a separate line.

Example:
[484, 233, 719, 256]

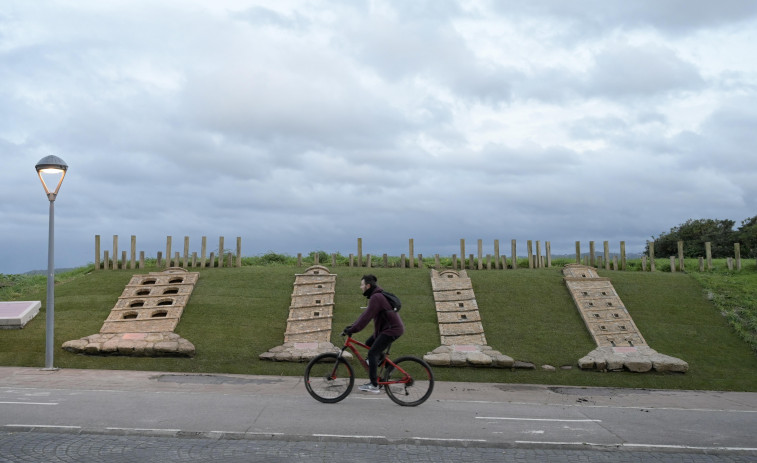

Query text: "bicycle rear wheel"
[383, 356, 434, 406]
[304, 353, 354, 403]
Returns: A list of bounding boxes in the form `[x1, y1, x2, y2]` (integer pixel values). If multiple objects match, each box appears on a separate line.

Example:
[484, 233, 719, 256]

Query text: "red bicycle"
[304, 333, 434, 406]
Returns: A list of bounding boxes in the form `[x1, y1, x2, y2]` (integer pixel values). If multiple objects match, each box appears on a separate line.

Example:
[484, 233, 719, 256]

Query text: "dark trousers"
[365, 334, 397, 386]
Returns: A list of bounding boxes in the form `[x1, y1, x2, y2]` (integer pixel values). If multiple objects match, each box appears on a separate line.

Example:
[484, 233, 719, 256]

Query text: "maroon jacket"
[349, 285, 405, 338]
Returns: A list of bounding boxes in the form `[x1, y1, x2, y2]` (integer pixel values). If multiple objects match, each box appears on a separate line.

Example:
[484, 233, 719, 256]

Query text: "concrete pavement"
[1, 366, 756, 462]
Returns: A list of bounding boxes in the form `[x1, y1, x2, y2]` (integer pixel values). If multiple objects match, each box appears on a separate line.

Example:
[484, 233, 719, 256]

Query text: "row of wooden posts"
[94, 235, 243, 270]
[94, 236, 749, 272]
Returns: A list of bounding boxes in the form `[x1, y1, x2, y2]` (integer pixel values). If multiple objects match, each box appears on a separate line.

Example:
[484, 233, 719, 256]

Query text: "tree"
[648, 218, 737, 258]
[737, 216, 757, 258]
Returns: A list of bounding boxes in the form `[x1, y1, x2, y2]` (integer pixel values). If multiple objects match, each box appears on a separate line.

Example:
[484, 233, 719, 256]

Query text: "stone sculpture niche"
[260, 265, 339, 362]
[563, 264, 688, 373]
[423, 269, 513, 367]
[62, 268, 197, 357]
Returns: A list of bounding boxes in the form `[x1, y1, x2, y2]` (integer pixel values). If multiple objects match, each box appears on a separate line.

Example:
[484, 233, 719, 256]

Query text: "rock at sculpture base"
[578, 346, 688, 373]
[62, 332, 195, 357]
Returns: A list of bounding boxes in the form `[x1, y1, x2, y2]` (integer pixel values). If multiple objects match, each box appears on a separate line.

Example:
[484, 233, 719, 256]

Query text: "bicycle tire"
[304, 353, 354, 403]
[383, 356, 434, 406]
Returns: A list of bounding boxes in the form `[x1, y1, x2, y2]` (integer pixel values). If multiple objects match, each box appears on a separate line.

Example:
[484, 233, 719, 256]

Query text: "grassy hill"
[1, 262, 756, 391]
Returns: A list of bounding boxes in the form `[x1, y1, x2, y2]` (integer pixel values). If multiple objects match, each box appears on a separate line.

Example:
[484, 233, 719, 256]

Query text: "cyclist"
[344, 274, 405, 393]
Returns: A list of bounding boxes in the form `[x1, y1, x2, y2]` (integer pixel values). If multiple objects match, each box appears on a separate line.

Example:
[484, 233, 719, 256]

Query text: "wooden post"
[183, 236, 190, 268]
[641, 255, 647, 271]
[400, 254, 406, 268]
[649, 240, 656, 272]
[511, 239, 518, 270]
[218, 237, 225, 268]
[357, 238, 363, 267]
[201, 236, 207, 268]
[165, 236, 172, 269]
[174, 252, 180, 268]
[409, 239, 414, 269]
[208, 252, 215, 267]
[314, 251, 320, 265]
[112, 235, 119, 270]
[545, 241, 552, 268]
[502, 256, 507, 269]
[383, 253, 388, 268]
[477, 239, 483, 270]
[95, 235, 101, 271]
[332, 253, 337, 267]
[156, 251, 162, 267]
[103, 251, 110, 271]
[705, 242, 712, 270]
[191, 252, 197, 268]
[452, 254, 457, 270]
[129, 235, 136, 269]
[460, 239, 465, 271]
[575, 241, 581, 264]
[349, 254, 354, 267]
[139, 251, 145, 269]
[527, 240, 533, 269]
[236, 237, 242, 267]
[121, 251, 127, 269]
[494, 240, 500, 269]
[620, 241, 627, 271]
[227, 253, 232, 267]
[469, 254, 474, 270]
[535, 241, 542, 269]
[735, 243, 742, 271]
[604, 241, 610, 271]
[418, 254, 423, 269]
[589, 241, 596, 267]
[297, 253, 302, 266]
[677, 240, 684, 272]
[486, 254, 491, 270]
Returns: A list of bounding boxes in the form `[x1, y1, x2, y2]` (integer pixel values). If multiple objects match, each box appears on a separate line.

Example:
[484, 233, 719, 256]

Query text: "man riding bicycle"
[343, 274, 405, 393]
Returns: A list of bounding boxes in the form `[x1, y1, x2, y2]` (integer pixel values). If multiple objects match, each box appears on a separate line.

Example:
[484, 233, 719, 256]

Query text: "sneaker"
[358, 383, 381, 394]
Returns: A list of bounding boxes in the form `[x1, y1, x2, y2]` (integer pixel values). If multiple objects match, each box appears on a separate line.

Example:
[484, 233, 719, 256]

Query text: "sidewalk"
[3, 365, 757, 414]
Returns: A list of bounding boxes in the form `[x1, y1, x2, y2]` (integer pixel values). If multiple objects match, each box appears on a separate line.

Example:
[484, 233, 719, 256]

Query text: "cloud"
[1, 1, 756, 274]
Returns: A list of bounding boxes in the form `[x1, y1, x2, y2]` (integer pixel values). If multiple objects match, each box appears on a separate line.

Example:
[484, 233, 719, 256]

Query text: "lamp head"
[35, 155, 68, 199]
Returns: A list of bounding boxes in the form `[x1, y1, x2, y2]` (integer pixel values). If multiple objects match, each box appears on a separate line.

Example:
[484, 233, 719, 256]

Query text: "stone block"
[423, 353, 450, 366]
[625, 359, 653, 372]
[467, 352, 492, 366]
[493, 354, 514, 368]
[62, 339, 88, 352]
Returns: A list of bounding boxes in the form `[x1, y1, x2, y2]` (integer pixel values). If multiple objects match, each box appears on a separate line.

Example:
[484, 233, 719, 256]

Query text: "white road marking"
[106, 427, 181, 433]
[412, 437, 488, 443]
[313, 434, 386, 439]
[7, 424, 80, 429]
[0, 401, 57, 406]
[516, 440, 757, 452]
[477, 416, 601, 422]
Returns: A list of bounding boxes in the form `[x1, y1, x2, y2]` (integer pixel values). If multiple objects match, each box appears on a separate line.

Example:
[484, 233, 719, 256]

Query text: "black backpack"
[382, 291, 402, 312]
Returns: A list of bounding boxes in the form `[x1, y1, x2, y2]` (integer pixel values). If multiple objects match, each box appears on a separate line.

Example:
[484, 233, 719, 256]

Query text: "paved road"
[1, 367, 755, 462]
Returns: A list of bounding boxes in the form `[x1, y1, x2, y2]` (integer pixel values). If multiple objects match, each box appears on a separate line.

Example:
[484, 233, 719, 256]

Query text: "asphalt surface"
[1, 367, 756, 463]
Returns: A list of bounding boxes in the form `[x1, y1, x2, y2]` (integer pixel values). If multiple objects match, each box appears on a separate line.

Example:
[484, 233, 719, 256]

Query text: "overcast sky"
[2, 0, 756, 274]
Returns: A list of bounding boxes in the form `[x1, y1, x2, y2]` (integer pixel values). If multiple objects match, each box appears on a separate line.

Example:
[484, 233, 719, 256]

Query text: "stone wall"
[260, 265, 339, 362]
[563, 264, 688, 373]
[423, 270, 513, 368]
[62, 268, 198, 357]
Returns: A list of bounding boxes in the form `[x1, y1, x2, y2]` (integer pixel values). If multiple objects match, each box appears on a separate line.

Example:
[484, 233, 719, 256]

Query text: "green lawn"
[1, 263, 756, 391]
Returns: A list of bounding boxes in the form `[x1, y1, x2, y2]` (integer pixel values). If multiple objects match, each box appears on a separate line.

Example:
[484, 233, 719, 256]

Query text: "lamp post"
[35, 155, 68, 370]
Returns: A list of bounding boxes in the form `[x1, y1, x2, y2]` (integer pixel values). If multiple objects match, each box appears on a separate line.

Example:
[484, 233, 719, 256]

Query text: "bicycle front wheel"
[304, 353, 354, 403]
[383, 356, 434, 406]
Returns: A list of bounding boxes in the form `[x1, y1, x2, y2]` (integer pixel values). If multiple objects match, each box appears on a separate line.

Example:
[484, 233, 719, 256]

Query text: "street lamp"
[35, 155, 68, 370]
